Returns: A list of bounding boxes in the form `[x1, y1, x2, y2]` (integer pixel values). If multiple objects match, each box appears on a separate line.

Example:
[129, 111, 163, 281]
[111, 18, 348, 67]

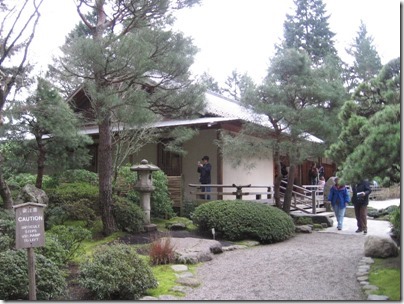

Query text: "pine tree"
[52, 0, 204, 235]
[326, 58, 400, 185]
[0, 0, 44, 209]
[345, 20, 383, 92]
[278, 0, 338, 66]
[5, 78, 92, 189]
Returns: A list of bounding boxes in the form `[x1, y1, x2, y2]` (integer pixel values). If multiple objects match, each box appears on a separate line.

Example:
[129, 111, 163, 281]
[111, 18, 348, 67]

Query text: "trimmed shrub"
[56, 169, 99, 186]
[63, 199, 97, 227]
[37, 234, 70, 268]
[6, 173, 54, 190]
[0, 210, 15, 250]
[112, 196, 145, 233]
[150, 170, 176, 219]
[192, 200, 295, 244]
[0, 249, 66, 300]
[78, 243, 158, 300]
[390, 207, 400, 244]
[46, 225, 92, 264]
[45, 182, 100, 228]
[182, 199, 199, 219]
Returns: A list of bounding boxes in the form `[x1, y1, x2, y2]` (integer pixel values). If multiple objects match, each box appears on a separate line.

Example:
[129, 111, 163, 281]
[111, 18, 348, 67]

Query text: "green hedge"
[0, 250, 66, 300]
[192, 200, 295, 244]
[79, 243, 157, 300]
[45, 182, 100, 228]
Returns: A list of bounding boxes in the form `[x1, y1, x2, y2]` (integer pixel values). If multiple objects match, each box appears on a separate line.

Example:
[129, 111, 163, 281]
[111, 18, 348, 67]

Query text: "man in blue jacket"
[352, 179, 372, 234]
[328, 177, 350, 230]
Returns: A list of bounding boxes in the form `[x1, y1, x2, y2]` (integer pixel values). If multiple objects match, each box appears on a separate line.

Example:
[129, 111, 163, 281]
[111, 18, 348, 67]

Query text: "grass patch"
[146, 263, 199, 298]
[368, 257, 401, 300]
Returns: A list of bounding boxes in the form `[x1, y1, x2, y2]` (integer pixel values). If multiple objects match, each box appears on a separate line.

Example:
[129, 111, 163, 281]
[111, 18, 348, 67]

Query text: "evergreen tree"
[0, 0, 44, 209]
[277, 0, 338, 66]
[345, 20, 383, 92]
[220, 48, 346, 212]
[4, 78, 92, 189]
[52, 0, 204, 235]
[326, 58, 400, 185]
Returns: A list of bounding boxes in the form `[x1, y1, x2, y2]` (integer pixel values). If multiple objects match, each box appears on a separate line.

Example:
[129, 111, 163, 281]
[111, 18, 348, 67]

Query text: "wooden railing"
[188, 184, 272, 202]
[280, 180, 325, 214]
[189, 181, 332, 214]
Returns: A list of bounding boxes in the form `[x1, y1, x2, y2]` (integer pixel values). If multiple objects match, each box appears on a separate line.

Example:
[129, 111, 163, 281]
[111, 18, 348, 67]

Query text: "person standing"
[352, 179, 372, 234]
[197, 155, 211, 199]
[328, 177, 350, 230]
[323, 176, 335, 212]
[308, 163, 319, 185]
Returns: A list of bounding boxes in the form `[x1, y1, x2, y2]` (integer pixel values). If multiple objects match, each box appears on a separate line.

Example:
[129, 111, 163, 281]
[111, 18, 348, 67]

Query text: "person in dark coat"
[352, 179, 372, 234]
[197, 155, 211, 199]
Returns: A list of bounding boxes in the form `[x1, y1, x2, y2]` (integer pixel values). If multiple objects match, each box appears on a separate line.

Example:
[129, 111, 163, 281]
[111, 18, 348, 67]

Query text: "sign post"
[13, 202, 46, 301]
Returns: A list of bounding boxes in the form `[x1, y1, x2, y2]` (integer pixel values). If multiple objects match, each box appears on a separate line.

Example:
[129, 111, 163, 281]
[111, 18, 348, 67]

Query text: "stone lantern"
[130, 159, 160, 232]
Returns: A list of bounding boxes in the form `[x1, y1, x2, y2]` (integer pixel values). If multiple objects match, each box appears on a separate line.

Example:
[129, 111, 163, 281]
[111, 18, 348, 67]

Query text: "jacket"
[352, 180, 372, 206]
[197, 163, 211, 184]
[328, 185, 350, 209]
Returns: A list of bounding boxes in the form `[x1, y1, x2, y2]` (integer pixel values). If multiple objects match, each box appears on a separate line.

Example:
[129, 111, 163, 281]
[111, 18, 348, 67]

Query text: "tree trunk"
[98, 117, 117, 235]
[282, 164, 296, 214]
[35, 137, 46, 189]
[0, 152, 13, 210]
[273, 151, 282, 208]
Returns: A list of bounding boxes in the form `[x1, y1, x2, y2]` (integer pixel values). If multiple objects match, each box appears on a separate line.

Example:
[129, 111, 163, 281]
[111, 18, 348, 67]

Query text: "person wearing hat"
[327, 177, 350, 230]
[197, 155, 211, 199]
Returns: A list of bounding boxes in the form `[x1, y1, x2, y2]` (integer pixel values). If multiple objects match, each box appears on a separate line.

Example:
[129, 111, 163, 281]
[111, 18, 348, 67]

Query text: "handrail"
[188, 183, 272, 201]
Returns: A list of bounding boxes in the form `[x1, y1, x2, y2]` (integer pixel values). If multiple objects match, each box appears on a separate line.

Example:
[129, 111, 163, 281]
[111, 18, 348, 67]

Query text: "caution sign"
[14, 203, 46, 249]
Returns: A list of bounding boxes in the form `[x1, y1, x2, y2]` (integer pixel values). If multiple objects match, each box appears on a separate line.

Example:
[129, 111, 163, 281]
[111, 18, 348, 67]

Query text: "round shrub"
[78, 243, 157, 300]
[192, 200, 295, 244]
[112, 196, 145, 233]
[56, 169, 98, 186]
[0, 210, 15, 250]
[45, 182, 100, 227]
[0, 249, 66, 300]
[46, 225, 92, 264]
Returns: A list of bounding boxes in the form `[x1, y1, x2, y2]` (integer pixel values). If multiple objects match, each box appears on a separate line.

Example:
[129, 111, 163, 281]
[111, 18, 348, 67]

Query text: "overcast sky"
[31, 0, 401, 84]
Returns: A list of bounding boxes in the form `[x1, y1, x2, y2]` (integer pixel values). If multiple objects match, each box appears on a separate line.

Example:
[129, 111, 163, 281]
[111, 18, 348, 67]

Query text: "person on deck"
[328, 177, 350, 230]
[197, 155, 211, 200]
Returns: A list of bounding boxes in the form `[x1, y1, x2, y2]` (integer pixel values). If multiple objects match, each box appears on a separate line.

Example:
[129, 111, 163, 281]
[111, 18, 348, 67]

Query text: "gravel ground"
[182, 232, 367, 301]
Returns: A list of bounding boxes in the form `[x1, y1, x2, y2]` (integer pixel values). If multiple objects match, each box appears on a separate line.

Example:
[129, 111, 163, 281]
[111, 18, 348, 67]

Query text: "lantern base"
[144, 224, 157, 232]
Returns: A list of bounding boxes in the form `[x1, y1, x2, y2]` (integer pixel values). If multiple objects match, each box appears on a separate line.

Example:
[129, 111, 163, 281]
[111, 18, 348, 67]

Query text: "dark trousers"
[354, 204, 368, 231]
[200, 185, 211, 200]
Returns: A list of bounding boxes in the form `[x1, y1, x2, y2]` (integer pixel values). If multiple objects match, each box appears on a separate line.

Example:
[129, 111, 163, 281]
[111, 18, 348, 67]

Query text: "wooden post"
[27, 247, 36, 300]
[311, 191, 316, 214]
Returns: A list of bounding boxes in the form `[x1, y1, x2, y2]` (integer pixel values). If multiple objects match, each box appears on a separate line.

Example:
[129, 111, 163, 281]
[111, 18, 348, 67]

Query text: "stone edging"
[357, 257, 389, 300]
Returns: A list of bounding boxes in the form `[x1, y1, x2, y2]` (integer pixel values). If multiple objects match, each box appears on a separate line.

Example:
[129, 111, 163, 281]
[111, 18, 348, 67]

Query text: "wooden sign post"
[13, 202, 46, 301]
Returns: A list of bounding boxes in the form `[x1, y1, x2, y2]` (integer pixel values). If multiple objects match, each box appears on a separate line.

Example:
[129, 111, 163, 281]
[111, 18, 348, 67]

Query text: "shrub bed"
[0, 249, 66, 300]
[78, 243, 157, 300]
[192, 200, 295, 244]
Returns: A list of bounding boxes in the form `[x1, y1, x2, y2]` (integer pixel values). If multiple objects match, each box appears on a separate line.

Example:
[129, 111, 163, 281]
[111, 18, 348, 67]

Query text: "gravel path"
[182, 232, 367, 301]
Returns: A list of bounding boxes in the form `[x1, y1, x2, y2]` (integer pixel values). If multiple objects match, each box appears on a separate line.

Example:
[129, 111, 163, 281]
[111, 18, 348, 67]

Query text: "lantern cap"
[130, 159, 160, 172]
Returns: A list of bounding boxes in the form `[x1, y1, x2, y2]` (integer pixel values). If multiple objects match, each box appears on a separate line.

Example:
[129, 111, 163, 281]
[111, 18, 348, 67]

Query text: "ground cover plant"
[368, 256, 401, 300]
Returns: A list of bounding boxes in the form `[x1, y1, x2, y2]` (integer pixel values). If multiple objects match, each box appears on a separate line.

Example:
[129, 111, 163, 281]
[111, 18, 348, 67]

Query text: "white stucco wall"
[183, 129, 219, 200]
[126, 128, 274, 203]
[222, 156, 273, 200]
